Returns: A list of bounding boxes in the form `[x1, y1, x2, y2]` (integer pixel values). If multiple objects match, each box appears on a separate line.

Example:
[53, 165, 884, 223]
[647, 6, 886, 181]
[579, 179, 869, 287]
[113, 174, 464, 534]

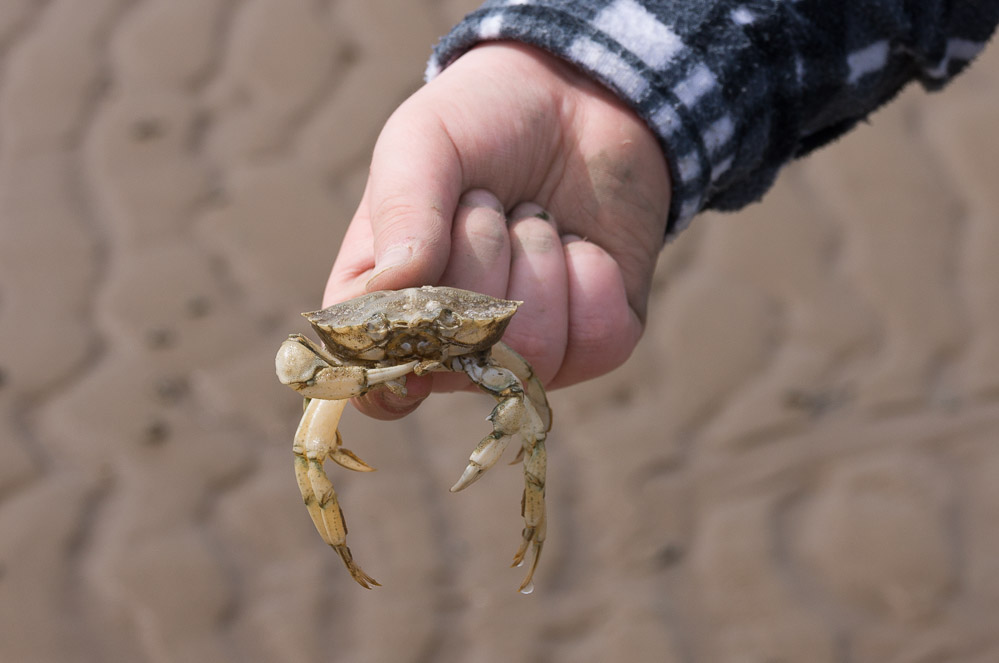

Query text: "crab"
[275, 286, 551, 593]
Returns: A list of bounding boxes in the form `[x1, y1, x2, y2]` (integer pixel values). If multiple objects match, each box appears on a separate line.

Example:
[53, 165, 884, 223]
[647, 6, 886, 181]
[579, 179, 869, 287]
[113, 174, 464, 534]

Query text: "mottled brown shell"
[304, 286, 520, 363]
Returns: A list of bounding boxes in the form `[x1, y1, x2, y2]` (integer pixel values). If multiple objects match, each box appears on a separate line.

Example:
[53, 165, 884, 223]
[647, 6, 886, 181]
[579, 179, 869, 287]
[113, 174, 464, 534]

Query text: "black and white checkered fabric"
[428, 0, 999, 239]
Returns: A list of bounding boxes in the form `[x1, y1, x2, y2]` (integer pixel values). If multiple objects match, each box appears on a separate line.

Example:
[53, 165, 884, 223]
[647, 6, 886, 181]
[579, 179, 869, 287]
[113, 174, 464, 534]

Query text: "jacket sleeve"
[427, 0, 999, 238]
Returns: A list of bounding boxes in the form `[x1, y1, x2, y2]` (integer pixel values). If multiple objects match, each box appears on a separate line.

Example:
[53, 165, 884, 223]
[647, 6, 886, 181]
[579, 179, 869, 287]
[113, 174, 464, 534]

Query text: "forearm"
[429, 0, 999, 238]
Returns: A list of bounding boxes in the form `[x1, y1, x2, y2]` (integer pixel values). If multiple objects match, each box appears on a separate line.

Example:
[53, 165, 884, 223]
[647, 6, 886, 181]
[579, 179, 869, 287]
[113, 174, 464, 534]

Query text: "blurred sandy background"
[1, 1, 998, 661]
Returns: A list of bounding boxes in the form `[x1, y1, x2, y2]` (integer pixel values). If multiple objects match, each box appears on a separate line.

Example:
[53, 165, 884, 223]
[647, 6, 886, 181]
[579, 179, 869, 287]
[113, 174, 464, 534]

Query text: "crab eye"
[365, 313, 390, 340]
[436, 308, 458, 329]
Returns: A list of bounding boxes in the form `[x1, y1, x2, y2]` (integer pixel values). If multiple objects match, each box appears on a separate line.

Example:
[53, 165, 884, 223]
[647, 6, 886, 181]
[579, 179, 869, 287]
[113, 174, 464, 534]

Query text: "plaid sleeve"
[427, 0, 999, 239]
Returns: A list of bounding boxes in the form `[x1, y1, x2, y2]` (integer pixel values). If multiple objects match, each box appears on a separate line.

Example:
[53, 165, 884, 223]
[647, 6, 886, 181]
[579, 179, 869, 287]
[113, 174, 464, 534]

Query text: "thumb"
[364, 102, 463, 292]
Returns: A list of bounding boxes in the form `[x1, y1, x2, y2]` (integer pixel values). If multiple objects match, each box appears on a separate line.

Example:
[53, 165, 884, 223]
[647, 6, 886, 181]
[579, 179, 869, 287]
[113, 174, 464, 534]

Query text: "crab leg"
[490, 343, 550, 592]
[491, 342, 551, 432]
[453, 350, 549, 592]
[293, 397, 380, 588]
[511, 433, 546, 593]
[449, 394, 520, 492]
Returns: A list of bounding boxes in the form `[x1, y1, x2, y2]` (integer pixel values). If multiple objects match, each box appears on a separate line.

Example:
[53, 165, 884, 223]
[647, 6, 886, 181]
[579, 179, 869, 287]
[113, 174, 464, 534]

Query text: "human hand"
[324, 42, 672, 419]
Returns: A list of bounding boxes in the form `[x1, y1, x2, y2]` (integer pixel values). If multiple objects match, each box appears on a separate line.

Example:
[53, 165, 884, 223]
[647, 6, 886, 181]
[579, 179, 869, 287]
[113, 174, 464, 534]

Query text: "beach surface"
[1, 2, 998, 661]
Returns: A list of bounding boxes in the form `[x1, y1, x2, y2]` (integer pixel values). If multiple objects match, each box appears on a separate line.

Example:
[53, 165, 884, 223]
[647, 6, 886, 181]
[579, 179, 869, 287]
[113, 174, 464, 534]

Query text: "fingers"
[499, 209, 643, 389]
[353, 189, 514, 415]
[439, 190, 511, 298]
[438, 200, 572, 392]
[550, 236, 643, 388]
[501, 203, 569, 385]
[349, 373, 435, 421]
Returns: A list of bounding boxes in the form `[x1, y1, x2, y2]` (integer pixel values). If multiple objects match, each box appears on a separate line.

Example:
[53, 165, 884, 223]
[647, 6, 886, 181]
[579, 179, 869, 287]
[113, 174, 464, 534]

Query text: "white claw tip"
[449, 465, 482, 492]
[515, 558, 525, 568]
[519, 581, 535, 595]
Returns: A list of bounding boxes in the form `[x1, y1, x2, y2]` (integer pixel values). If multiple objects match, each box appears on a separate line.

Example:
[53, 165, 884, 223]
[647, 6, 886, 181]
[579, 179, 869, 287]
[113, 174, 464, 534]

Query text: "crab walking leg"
[453, 352, 549, 591]
[292, 397, 380, 588]
[486, 343, 551, 590]
[447, 354, 549, 491]
[490, 342, 551, 467]
[490, 342, 552, 432]
[511, 434, 547, 593]
[276, 334, 418, 400]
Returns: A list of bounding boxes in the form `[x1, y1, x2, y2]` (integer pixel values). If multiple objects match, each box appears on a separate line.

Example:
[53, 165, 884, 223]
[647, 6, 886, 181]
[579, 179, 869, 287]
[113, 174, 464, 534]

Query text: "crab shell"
[305, 286, 521, 364]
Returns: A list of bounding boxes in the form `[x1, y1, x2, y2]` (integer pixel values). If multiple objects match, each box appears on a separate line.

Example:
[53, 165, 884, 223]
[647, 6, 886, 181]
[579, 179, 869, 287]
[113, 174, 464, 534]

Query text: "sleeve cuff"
[427, 1, 727, 239]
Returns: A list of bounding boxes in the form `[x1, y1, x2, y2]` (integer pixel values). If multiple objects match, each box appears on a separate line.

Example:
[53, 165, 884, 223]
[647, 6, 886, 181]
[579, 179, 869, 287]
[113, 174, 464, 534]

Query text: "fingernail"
[508, 202, 551, 224]
[459, 189, 502, 212]
[368, 244, 412, 285]
[378, 243, 413, 269]
[561, 233, 584, 245]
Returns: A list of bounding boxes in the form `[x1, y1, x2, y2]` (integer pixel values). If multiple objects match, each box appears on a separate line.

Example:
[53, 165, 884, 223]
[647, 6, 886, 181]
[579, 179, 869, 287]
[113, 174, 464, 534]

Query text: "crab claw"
[449, 396, 521, 492]
[276, 335, 417, 400]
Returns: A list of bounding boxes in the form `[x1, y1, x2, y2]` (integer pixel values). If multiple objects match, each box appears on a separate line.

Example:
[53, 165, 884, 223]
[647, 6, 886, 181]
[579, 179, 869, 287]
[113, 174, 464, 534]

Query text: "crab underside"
[275, 286, 551, 593]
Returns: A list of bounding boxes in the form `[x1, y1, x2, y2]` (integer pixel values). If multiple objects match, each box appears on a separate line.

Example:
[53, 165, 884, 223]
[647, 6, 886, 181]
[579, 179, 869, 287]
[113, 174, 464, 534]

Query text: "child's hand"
[323, 42, 671, 419]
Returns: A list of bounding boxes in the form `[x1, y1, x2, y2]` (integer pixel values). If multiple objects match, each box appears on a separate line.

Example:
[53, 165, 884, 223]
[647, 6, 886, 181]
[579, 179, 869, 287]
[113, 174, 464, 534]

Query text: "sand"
[1, 1, 998, 661]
